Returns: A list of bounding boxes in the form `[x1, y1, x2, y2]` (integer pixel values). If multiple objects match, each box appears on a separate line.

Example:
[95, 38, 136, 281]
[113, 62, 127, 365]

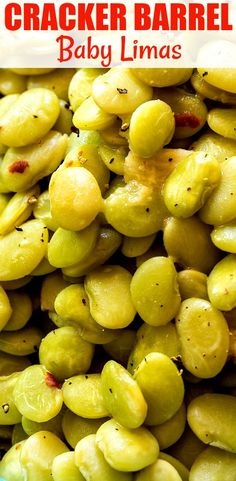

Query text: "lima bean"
[130, 256, 181, 326]
[101, 360, 147, 429]
[85, 265, 136, 329]
[176, 298, 229, 378]
[0, 88, 60, 147]
[187, 393, 236, 452]
[96, 418, 159, 472]
[134, 352, 184, 426]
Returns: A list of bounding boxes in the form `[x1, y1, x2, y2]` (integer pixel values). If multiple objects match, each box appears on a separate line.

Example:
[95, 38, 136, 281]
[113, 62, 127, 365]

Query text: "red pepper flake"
[45, 372, 61, 389]
[175, 112, 201, 129]
[8, 160, 29, 174]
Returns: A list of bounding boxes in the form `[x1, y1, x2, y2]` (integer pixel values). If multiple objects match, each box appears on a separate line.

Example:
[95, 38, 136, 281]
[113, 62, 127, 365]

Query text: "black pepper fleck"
[71, 126, 80, 137]
[117, 88, 128, 94]
[15, 227, 23, 232]
[109, 158, 114, 164]
[82, 298, 86, 306]
[109, 388, 113, 393]
[202, 71, 208, 77]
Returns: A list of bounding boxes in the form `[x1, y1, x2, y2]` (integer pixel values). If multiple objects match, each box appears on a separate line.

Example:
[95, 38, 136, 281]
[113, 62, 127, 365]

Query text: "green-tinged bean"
[92, 68, 153, 115]
[0, 326, 42, 355]
[73, 96, 116, 131]
[96, 418, 159, 472]
[49, 166, 103, 231]
[75, 434, 133, 481]
[12, 423, 28, 444]
[62, 374, 109, 419]
[0, 185, 40, 235]
[176, 298, 229, 378]
[0, 69, 27, 95]
[1, 130, 67, 192]
[187, 393, 236, 452]
[101, 360, 147, 428]
[150, 403, 186, 450]
[211, 221, 236, 253]
[0, 94, 20, 117]
[54, 284, 120, 344]
[191, 131, 236, 162]
[163, 151, 221, 218]
[98, 144, 127, 175]
[105, 180, 167, 237]
[69, 68, 103, 111]
[191, 70, 236, 104]
[103, 330, 136, 365]
[121, 234, 156, 258]
[52, 451, 85, 481]
[0, 372, 22, 425]
[0, 440, 25, 481]
[0, 351, 31, 376]
[129, 100, 175, 157]
[155, 87, 207, 139]
[197, 68, 236, 93]
[85, 265, 136, 329]
[20, 431, 69, 481]
[208, 254, 236, 310]
[132, 68, 193, 87]
[163, 216, 221, 274]
[22, 412, 64, 439]
[33, 190, 59, 232]
[27, 68, 75, 101]
[128, 323, 180, 374]
[200, 157, 236, 225]
[62, 410, 107, 449]
[189, 446, 236, 481]
[134, 352, 184, 425]
[48, 220, 99, 268]
[66, 130, 101, 154]
[63, 143, 110, 195]
[40, 271, 69, 312]
[177, 269, 208, 301]
[207, 108, 236, 139]
[130, 256, 181, 326]
[0, 88, 60, 147]
[54, 99, 73, 135]
[39, 326, 94, 381]
[0, 285, 12, 330]
[159, 453, 189, 481]
[31, 256, 56, 276]
[4, 290, 32, 331]
[134, 458, 182, 481]
[13, 365, 63, 422]
[0, 219, 48, 280]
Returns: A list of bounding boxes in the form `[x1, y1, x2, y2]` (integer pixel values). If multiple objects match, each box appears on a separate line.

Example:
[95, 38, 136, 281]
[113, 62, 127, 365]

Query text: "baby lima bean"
[0, 66, 236, 479]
